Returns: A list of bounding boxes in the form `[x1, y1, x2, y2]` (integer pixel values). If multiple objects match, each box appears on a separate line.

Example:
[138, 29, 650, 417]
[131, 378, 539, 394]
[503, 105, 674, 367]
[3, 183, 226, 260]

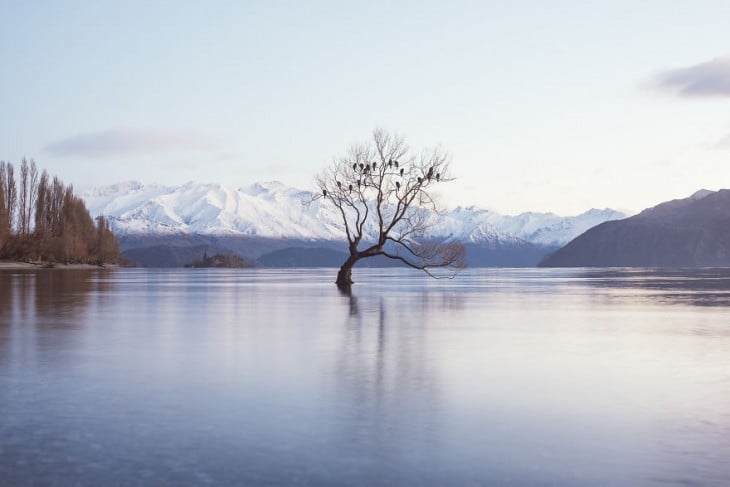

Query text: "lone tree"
[315, 129, 466, 288]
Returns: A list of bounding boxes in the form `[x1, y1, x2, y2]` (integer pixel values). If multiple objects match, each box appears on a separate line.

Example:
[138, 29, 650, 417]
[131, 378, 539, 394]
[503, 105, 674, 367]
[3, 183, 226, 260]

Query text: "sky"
[2, 0, 730, 215]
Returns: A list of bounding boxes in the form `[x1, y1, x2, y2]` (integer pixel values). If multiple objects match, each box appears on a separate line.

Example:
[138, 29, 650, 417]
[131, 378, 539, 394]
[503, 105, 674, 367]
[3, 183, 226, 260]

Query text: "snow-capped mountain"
[82, 180, 626, 248]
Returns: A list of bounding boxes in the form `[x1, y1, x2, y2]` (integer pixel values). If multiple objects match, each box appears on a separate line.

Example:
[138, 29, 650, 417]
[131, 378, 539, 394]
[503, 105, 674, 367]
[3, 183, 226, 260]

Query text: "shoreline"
[0, 261, 119, 270]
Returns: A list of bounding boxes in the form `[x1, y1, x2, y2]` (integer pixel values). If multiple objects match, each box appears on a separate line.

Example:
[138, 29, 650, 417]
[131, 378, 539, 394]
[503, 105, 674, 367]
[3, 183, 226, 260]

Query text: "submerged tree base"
[336, 282, 353, 296]
[335, 254, 358, 288]
[335, 262, 355, 288]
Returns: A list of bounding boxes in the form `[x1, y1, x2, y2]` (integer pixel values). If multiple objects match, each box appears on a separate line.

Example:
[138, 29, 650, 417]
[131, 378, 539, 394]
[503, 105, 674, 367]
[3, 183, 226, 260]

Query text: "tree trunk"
[336, 254, 359, 287]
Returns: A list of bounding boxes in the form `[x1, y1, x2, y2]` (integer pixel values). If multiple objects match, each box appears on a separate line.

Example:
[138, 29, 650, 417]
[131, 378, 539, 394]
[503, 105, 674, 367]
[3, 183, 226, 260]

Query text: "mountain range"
[81, 181, 626, 267]
[540, 189, 730, 267]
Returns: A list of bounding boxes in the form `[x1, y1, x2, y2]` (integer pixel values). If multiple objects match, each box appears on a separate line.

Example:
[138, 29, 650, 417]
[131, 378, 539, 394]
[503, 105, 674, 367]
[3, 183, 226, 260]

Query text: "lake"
[1, 268, 729, 486]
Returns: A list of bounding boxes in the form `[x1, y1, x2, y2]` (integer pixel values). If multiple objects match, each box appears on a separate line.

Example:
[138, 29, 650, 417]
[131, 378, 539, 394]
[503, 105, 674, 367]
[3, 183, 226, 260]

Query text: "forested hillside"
[0, 159, 119, 264]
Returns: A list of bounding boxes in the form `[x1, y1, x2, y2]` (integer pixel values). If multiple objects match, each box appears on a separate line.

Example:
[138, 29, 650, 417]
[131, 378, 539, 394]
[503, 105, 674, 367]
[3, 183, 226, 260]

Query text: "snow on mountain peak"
[690, 189, 715, 200]
[80, 181, 626, 246]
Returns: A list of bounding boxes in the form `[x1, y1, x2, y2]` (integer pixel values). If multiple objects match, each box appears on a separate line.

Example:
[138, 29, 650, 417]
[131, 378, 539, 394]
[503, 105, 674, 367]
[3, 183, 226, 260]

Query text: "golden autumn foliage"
[0, 160, 120, 264]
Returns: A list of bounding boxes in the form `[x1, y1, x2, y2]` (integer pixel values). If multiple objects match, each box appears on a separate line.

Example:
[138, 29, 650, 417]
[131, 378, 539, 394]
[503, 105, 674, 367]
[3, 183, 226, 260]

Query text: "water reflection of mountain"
[574, 268, 730, 307]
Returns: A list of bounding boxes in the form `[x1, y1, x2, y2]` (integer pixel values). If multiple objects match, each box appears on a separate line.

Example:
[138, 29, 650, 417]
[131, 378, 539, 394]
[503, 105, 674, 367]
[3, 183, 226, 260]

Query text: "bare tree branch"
[310, 128, 466, 287]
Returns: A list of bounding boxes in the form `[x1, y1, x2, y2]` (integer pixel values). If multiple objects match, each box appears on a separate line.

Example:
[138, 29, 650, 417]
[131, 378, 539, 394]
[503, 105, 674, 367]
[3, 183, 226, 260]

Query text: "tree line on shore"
[0, 158, 120, 264]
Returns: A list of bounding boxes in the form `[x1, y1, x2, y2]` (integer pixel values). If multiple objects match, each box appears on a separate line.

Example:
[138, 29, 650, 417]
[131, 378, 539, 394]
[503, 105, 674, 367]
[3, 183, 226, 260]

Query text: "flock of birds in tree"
[322, 159, 440, 198]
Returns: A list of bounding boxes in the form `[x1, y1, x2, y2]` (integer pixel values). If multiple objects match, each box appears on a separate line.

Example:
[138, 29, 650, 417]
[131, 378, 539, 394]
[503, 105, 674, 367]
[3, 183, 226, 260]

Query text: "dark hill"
[464, 242, 557, 267]
[540, 190, 730, 267]
[256, 247, 411, 268]
[123, 244, 213, 267]
[257, 247, 348, 267]
[119, 235, 561, 268]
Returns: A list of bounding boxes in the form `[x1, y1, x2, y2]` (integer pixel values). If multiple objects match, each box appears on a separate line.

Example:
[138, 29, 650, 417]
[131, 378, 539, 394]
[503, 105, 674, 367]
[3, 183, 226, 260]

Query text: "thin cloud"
[214, 152, 244, 162]
[710, 133, 730, 149]
[45, 128, 217, 158]
[653, 55, 730, 97]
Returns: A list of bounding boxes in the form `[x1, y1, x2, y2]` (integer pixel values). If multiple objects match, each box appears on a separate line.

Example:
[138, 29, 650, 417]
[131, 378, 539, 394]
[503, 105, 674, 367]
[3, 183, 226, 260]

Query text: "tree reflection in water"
[0, 270, 114, 368]
[330, 285, 466, 473]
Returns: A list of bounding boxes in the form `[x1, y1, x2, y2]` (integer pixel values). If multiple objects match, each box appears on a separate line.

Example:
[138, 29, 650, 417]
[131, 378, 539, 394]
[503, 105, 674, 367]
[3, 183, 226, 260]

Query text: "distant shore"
[0, 261, 118, 270]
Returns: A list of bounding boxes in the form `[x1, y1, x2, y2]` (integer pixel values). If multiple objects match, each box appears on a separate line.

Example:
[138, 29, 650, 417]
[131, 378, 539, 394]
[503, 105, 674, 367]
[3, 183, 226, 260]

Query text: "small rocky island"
[184, 252, 254, 268]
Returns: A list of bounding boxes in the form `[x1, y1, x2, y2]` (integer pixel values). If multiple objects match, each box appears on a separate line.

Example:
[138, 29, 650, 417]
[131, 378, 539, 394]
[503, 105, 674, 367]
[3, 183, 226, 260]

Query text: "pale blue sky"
[2, 0, 730, 214]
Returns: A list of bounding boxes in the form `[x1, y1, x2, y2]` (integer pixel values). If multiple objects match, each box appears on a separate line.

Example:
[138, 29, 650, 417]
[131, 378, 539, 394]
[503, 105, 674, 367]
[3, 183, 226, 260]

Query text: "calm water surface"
[1, 268, 729, 486]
